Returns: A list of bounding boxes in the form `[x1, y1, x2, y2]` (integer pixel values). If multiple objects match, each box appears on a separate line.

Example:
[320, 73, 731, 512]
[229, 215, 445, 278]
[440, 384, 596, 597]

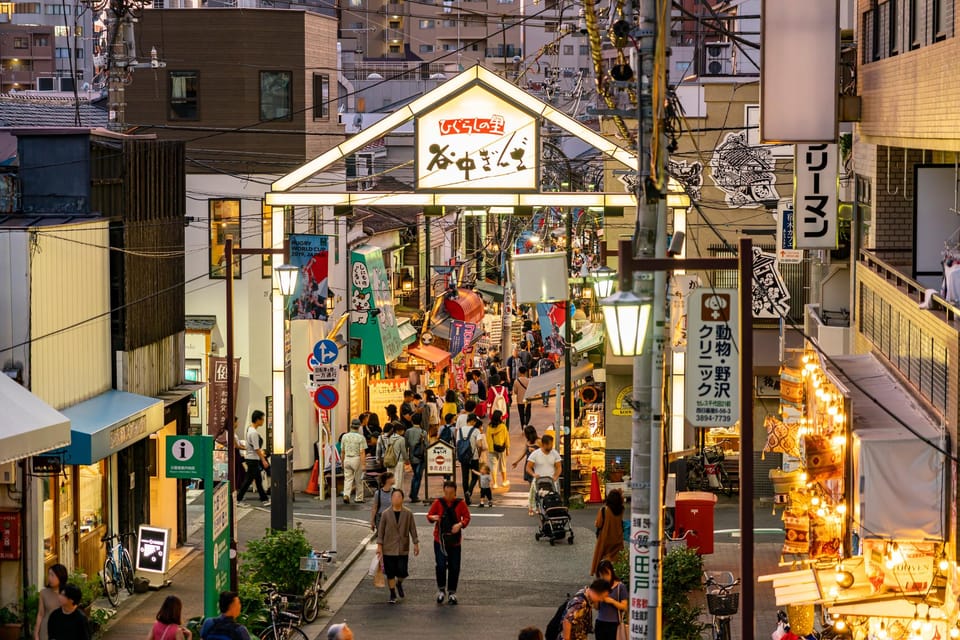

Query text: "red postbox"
[674, 491, 717, 555]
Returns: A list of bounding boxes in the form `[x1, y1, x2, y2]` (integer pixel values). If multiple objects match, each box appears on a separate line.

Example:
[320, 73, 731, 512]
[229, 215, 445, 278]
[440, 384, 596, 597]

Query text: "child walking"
[475, 463, 494, 507]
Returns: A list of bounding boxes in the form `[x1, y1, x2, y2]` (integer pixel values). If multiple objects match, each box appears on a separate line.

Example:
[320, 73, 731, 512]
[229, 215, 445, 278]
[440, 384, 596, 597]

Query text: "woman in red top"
[426, 481, 472, 605]
[146, 596, 190, 640]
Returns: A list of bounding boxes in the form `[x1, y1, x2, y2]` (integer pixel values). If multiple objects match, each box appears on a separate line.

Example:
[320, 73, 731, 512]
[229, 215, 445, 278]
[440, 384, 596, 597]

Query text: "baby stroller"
[534, 477, 574, 546]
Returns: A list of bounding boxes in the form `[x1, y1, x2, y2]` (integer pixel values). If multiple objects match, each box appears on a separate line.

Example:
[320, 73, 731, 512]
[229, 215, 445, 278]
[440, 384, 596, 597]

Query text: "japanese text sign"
[751, 247, 791, 319]
[685, 289, 740, 427]
[794, 144, 838, 249]
[415, 84, 538, 191]
[776, 200, 803, 264]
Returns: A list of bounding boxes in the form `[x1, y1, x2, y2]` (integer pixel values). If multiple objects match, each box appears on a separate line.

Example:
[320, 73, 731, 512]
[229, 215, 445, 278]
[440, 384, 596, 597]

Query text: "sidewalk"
[100, 498, 374, 640]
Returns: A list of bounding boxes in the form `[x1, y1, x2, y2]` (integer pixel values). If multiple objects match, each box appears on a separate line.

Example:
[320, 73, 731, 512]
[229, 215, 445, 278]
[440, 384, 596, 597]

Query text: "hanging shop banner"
[286, 234, 330, 320]
[450, 321, 466, 356]
[752, 247, 791, 319]
[669, 274, 700, 351]
[685, 289, 740, 427]
[415, 84, 539, 192]
[537, 302, 571, 355]
[776, 200, 803, 264]
[349, 245, 402, 365]
[207, 356, 240, 442]
[794, 144, 839, 249]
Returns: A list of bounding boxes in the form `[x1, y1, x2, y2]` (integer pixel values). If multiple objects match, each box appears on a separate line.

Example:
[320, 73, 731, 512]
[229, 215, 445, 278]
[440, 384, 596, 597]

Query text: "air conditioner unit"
[36, 77, 56, 91]
[704, 41, 732, 75]
[0, 462, 16, 484]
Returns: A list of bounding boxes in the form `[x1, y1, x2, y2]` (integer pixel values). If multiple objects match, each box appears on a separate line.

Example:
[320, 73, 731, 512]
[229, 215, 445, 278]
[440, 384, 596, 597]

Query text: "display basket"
[706, 592, 739, 617]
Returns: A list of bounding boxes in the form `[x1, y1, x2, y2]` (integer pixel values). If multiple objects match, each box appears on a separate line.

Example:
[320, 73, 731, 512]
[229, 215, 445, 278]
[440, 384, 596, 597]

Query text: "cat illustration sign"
[165, 435, 208, 479]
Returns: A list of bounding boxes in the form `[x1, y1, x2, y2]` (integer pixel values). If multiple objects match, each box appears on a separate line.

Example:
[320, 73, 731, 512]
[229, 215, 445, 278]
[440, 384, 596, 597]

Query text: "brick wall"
[872, 146, 924, 250]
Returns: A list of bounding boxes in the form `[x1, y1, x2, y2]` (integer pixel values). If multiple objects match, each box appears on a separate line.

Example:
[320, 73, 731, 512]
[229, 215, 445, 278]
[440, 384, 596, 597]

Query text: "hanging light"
[590, 264, 616, 299]
[325, 291, 337, 316]
[275, 264, 299, 297]
[599, 290, 653, 357]
[401, 271, 415, 293]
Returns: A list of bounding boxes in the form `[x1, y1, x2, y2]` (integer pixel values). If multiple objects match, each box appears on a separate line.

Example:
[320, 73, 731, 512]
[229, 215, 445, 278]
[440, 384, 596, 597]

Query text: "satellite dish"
[421, 332, 434, 346]
[367, 73, 383, 79]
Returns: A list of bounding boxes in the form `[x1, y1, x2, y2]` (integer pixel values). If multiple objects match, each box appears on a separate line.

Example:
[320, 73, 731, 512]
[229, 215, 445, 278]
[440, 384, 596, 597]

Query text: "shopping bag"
[373, 559, 386, 588]
[367, 554, 379, 577]
[616, 622, 628, 640]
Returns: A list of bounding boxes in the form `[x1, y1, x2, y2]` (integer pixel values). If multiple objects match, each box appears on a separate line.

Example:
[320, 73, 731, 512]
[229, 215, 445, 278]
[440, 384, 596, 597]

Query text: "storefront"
[760, 351, 950, 637]
[45, 390, 164, 575]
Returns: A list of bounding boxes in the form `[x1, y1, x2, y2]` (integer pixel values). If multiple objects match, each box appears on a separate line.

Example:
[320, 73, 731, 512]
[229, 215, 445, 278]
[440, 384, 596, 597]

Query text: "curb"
[321, 531, 377, 594]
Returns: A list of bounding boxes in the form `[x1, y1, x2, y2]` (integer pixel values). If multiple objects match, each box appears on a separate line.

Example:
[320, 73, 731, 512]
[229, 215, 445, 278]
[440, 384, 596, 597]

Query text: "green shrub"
[240, 527, 314, 595]
[67, 570, 102, 607]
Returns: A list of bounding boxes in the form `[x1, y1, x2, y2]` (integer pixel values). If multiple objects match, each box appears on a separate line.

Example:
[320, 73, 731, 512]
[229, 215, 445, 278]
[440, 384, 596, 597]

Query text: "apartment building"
[2, 0, 93, 89]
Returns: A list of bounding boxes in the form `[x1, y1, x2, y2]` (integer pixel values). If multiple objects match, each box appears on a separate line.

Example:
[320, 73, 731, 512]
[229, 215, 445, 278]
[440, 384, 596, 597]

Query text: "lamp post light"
[598, 290, 652, 357]
[224, 236, 297, 590]
[590, 264, 617, 299]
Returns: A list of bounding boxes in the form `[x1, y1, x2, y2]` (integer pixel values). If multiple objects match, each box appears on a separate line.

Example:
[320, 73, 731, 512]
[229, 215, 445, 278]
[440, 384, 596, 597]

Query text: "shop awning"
[430, 314, 485, 345]
[155, 382, 206, 408]
[525, 360, 594, 398]
[825, 353, 945, 539]
[443, 288, 485, 323]
[58, 390, 165, 465]
[759, 559, 874, 607]
[475, 281, 505, 303]
[397, 319, 417, 346]
[408, 343, 451, 370]
[572, 324, 604, 354]
[0, 374, 71, 465]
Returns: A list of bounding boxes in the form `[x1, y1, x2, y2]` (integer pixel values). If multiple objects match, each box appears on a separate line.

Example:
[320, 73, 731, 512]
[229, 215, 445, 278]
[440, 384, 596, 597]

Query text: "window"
[15, 2, 40, 13]
[168, 70, 198, 120]
[259, 71, 292, 121]
[54, 47, 69, 58]
[933, 0, 950, 39]
[44, 3, 62, 13]
[579, 44, 589, 55]
[13, 37, 27, 48]
[545, 21, 558, 32]
[388, 44, 401, 53]
[75, 47, 82, 58]
[32, 34, 48, 47]
[209, 199, 242, 279]
[442, 19, 456, 27]
[419, 44, 434, 53]
[54, 25, 80, 36]
[388, 19, 400, 28]
[419, 19, 434, 28]
[562, 44, 573, 55]
[312, 73, 329, 120]
[909, 0, 921, 48]
[78, 462, 106, 534]
[349, 21, 363, 29]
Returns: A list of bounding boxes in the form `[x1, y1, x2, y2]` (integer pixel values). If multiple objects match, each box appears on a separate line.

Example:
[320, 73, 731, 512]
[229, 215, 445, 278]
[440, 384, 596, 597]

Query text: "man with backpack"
[486, 374, 511, 429]
[378, 423, 408, 490]
[200, 592, 252, 640]
[455, 413, 484, 505]
[426, 480, 472, 605]
[406, 414, 426, 503]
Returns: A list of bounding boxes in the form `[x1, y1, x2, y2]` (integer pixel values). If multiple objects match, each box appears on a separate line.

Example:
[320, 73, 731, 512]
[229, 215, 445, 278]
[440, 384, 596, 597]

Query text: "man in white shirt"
[340, 418, 368, 504]
[456, 413, 485, 505]
[525, 434, 562, 513]
[237, 410, 270, 504]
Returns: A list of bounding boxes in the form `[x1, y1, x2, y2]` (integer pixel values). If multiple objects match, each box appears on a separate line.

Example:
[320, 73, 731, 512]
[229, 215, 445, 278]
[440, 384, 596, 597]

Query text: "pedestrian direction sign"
[313, 384, 339, 409]
[312, 339, 339, 365]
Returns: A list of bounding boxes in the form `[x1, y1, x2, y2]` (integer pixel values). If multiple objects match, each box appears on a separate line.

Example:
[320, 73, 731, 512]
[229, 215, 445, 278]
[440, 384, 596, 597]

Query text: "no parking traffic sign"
[313, 385, 339, 410]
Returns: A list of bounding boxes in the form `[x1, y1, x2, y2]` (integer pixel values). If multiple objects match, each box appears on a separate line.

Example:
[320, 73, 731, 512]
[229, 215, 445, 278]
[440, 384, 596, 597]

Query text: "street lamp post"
[224, 235, 298, 590]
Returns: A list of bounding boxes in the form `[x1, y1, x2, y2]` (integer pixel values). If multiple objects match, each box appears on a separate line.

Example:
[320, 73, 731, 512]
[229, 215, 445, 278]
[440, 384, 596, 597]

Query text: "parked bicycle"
[259, 584, 309, 640]
[704, 571, 740, 640]
[101, 532, 136, 606]
[300, 550, 335, 623]
[685, 446, 736, 496]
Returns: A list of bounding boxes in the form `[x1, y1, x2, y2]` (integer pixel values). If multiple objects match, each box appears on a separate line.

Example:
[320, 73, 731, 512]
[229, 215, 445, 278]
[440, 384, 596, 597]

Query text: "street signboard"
[426, 441, 454, 476]
[313, 385, 340, 410]
[136, 526, 170, 574]
[166, 435, 207, 479]
[312, 339, 339, 365]
[309, 365, 338, 386]
[307, 353, 320, 371]
[685, 289, 740, 427]
[776, 200, 803, 264]
[794, 143, 839, 249]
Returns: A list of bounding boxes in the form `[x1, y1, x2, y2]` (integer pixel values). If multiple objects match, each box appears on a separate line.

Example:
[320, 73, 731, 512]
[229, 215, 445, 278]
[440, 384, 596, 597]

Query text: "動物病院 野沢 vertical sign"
[685, 289, 740, 427]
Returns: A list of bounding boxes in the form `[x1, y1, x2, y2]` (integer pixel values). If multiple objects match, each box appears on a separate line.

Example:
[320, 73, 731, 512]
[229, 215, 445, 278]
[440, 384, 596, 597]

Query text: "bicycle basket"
[300, 556, 320, 572]
[706, 592, 739, 616]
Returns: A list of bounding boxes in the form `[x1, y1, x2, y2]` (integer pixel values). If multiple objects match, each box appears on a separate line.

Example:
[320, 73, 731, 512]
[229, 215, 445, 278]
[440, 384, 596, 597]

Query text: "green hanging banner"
[348, 245, 402, 365]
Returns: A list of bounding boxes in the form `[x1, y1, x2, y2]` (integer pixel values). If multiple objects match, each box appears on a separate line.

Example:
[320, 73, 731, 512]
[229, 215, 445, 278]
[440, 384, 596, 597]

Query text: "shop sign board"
[426, 441, 455, 476]
[415, 84, 539, 192]
[165, 435, 208, 479]
[685, 289, 740, 427]
[349, 246, 402, 365]
[794, 143, 838, 249]
[628, 512, 655, 640]
[776, 200, 803, 264]
[136, 525, 170, 574]
[751, 247, 791, 319]
[612, 386, 633, 417]
[207, 356, 239, 442]
[368, 378, 407, 423]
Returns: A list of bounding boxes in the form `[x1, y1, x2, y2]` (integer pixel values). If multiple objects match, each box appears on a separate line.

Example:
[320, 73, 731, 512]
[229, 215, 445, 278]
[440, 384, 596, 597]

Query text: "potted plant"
[0, 603, 22, 640]
[67, 570, 103, 611]
[605, 461, 625, 483]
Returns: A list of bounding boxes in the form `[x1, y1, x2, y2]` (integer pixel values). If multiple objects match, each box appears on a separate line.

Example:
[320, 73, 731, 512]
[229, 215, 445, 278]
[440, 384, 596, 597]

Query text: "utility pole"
[629, 1, 664, 639]
[102, 4, 165, 131]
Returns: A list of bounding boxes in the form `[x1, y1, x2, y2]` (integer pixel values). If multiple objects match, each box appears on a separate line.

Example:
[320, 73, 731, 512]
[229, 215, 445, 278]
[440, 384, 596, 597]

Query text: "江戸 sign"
[415, 84, 538, 191]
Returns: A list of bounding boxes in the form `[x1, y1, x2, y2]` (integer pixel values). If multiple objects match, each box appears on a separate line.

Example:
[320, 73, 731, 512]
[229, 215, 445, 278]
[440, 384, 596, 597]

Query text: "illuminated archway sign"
[267, 65, 639, 208]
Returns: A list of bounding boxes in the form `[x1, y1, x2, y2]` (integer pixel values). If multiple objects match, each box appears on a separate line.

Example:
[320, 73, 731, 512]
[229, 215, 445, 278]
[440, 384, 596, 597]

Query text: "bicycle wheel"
[261, 624, 309, 640]
[102, 558, 120, 606]
[120, 549, 136, 594]
[302, 592, 320, 623]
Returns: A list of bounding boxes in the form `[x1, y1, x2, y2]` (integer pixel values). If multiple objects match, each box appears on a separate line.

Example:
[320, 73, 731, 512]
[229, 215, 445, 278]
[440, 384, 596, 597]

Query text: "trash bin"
[674, 491, 717, 554]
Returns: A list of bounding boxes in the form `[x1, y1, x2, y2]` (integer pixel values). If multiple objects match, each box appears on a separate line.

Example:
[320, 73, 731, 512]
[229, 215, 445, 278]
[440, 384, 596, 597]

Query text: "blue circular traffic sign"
[312, 339, 340, 365]
[313, 385, 339, 410]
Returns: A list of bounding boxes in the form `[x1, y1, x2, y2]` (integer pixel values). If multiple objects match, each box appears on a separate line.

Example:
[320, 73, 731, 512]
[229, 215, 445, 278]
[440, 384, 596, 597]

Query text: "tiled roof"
[0, 94, 108, 128]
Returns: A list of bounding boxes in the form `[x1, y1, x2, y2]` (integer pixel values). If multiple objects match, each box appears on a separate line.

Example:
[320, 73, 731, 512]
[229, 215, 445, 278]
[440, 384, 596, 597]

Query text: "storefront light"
[599, 290, 653, 357]
[275, 264, 299, 297]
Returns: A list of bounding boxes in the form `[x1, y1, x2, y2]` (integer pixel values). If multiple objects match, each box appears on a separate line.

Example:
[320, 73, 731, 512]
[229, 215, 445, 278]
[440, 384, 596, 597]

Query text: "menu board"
[367, 378, 408, 423]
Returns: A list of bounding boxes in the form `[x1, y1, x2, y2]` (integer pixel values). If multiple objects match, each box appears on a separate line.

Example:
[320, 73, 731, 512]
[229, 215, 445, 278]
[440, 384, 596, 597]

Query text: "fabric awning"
[397, 319, 417, 346]
[824, 353, 945, 539]
[572, 324, 604, 354]
[0, 374, 71, 465]
[525, 360, 594, 398]
[475, 280, 505, 303]
[408, 343, 451, 370]
[58, 390, 165, 465]
[443, 288, 485, 323]
[430, 314, 484, 344]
